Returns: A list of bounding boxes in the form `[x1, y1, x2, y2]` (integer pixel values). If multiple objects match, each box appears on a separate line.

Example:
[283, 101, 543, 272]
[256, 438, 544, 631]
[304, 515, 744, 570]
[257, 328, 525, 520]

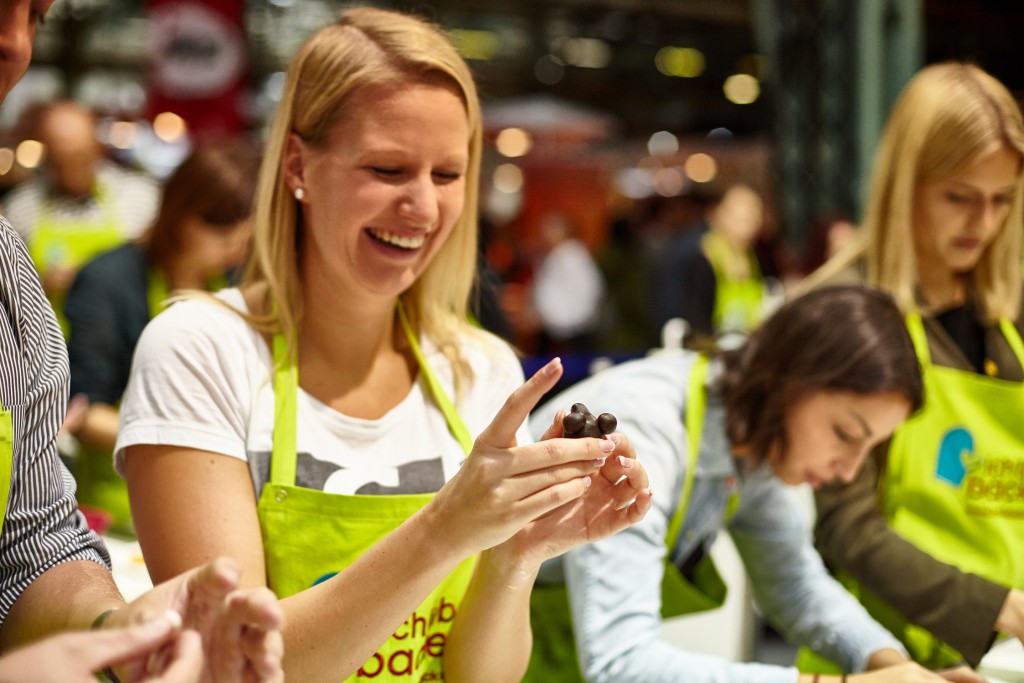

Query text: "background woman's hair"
[720, 285, 923, 464]
[803, 61, 1024, 323]
[145, 137, 261, 272]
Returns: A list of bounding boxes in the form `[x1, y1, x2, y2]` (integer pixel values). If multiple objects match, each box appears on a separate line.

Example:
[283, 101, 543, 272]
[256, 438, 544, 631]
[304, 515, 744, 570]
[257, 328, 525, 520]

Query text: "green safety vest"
[257, 305, 478, 682]
[702, 232, 764, 335]
[28, 182, 125, 338]
[523, 355, 730, 682]
[798, 312, 1024, 672]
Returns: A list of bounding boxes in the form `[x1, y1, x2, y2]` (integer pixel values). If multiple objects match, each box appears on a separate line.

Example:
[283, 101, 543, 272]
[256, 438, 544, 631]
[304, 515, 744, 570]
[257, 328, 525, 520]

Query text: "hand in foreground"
[105, 557, 284, 683]
[499, 407, 651, 566]
[429, 358, 621, 558]
[0, 610, 201, 682]
[937, 665, 990, 683]
[847, 662, 987, 682]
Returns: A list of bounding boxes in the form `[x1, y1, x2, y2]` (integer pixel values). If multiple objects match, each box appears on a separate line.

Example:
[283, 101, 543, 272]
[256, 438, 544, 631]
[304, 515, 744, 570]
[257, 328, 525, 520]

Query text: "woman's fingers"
[476, 358, 562, 450]
[508, 459, 605, 498]
[151, 629, 204, 683]
[504, 436, 615, 478]
[598, 452, 650, 491]
[514, 473, 593, 521]
[536, 408, 567, 441]
[87, 611, 181, 671]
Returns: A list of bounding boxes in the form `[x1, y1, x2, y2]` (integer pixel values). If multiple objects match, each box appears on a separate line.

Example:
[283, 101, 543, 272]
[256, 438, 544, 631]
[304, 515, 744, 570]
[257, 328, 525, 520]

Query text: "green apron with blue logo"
[28, 182, 124, 337]
[799, 312, 1024, 672]
[701, 232, 763, 335]
[523, 355, 729, 682]
[256, 306, 478, 681]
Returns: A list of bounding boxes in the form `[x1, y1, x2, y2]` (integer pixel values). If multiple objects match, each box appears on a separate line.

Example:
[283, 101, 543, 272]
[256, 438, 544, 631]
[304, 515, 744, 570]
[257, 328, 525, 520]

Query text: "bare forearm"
[444, 544, 538, 683]
[996, 589, 1024, 640]
[0, 560, 124, 651]
[74, 403, 119, 451]
[278, 502, 470, 682]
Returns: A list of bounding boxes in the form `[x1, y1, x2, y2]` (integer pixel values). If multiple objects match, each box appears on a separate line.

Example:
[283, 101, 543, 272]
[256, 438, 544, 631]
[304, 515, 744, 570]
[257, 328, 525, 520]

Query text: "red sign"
[147, 0, 248, 137]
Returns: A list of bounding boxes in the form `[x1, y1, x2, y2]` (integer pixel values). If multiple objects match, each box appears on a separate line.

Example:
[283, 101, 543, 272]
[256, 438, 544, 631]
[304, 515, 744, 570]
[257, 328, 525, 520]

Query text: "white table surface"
[979, 638, 1024, 683]
[102, 535, 153, 603]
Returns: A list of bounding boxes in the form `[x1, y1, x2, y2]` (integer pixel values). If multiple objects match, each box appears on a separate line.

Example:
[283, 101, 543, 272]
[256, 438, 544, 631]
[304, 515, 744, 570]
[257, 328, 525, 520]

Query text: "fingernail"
[163, 609, 183, 630]
[582, 476, 592, 488]
[599, 439, 615, 453]
[592, 457, 606, 467]
[617, 455, 634, 468]
[545, 357, 562, 375]
[608, 433, 621, 444]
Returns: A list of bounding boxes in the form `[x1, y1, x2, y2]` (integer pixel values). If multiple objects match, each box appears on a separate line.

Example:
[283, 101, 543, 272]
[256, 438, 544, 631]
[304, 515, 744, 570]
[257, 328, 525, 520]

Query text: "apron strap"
[396, 302, 474, 455]
[147, 270, 170, 319]
[665, 354, 710, 548]
[269, 303, 474, 486]
[271, 333, 299, 486]
[998, 318, 1024, 366]
[0, 404, 13, 542]
[905, 312, 933, 366]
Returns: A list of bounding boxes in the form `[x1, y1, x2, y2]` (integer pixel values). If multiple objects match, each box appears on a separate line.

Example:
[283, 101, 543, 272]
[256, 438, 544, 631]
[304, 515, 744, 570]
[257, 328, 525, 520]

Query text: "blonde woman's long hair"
[806, 61, 1024, 323]
[243, 7, 485, 390]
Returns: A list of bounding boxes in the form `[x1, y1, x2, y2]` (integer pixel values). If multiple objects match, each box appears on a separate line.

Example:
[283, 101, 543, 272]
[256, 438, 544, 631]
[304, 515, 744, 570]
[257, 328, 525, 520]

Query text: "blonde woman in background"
[116, 7, 651, 683]
[802, 61, 1024, 671]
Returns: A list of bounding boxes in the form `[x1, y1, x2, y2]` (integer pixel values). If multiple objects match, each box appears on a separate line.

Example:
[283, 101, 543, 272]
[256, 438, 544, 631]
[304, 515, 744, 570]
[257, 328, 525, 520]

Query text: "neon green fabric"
[523, 355, 728, 682]
[257, 307, 477, 681]
[0, 401, 12, 541]
[701, 232, 764, 334]
[799, 312, 1024, 672]
[28, 182, 124, 337]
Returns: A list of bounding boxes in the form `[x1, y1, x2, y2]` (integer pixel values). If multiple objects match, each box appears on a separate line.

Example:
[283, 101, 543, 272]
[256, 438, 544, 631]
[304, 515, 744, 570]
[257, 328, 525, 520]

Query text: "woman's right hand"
[427, 358, 614, 558]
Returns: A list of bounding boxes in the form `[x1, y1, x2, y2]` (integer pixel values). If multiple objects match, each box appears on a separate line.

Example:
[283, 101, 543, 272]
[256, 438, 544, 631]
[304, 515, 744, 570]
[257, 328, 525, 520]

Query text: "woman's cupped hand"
[427, 358, 652, 569]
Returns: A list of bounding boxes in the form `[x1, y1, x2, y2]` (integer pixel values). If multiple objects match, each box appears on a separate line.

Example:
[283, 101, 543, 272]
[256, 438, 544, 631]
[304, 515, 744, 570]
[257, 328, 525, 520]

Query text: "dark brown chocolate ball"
[562, 403, 617, 439]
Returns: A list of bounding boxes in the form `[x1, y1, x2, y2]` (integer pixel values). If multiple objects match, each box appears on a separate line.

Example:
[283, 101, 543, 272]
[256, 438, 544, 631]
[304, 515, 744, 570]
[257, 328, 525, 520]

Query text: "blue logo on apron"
[936, 427, 973, 486]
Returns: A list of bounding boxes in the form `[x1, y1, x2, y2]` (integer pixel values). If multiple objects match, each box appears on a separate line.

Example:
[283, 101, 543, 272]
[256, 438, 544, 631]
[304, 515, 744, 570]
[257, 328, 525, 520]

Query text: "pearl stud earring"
[294, 187, 305, 201]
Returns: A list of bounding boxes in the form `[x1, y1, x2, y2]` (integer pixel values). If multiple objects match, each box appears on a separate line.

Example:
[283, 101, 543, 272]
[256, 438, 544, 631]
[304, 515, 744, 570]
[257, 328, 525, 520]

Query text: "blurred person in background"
[0, 1, 283, 680]
[801, 214, 858, 278]
[680, 183, 766, 342]
[525, 286, 983, 683]
[63, 138, 259, 536]
[3, 99, 159, 334]
[801, 61, 1024, 672]
[530, 211, 606, 355]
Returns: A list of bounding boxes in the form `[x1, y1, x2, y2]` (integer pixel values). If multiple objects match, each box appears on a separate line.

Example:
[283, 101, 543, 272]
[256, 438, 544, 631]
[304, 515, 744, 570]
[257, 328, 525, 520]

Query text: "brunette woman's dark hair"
[144, 138, 261, 271]
[719, 285, 922, 464]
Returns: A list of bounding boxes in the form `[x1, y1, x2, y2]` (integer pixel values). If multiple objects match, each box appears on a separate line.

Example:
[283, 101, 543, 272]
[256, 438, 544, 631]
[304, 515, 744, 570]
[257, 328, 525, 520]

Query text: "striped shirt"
[0, 216, 109, 627]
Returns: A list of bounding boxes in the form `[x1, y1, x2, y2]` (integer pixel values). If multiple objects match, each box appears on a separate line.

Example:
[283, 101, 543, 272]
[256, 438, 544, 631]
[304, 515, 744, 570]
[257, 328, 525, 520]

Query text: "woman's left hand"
[497, 409, 652, 570]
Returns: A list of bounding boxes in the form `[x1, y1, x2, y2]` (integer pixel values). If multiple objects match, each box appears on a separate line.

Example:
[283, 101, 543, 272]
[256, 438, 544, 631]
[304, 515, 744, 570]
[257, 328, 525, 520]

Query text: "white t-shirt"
[115, 289, 531, 497]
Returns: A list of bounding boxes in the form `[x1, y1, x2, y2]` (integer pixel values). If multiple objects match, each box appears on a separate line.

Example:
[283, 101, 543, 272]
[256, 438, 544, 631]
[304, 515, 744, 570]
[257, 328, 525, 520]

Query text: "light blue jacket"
[529, 352, 906, 683]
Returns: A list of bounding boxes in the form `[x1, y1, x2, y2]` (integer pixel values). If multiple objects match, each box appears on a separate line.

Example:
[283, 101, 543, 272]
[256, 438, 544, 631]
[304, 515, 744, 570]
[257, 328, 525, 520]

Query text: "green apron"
[523, 355, 729, 682]
[0, 400, 13, 540]
[799, 312, 1024, 672]
[28, 182, 125, 337]
[256, 306, 478, 681]
[701, 232, 764, 335]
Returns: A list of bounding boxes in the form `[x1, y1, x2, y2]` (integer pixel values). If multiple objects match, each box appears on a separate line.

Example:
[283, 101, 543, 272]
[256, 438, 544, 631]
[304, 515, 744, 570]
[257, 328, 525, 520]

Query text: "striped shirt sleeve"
[0, 216, 109, 627]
